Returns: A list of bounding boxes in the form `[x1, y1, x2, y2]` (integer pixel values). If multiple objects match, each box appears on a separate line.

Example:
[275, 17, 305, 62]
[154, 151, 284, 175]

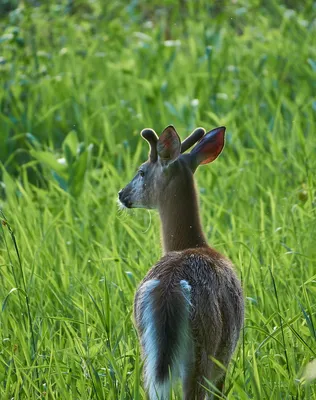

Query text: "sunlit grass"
[0, 1, 316, 399]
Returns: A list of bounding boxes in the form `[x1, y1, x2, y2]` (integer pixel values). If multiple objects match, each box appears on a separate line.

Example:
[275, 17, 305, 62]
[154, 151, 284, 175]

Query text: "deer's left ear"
[157, 125, 181, 162]
[189, 126, 225, 170]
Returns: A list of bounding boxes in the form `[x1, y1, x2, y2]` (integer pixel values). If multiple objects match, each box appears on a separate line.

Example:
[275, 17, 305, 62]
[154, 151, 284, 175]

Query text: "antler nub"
[181, 127, 206, 153]
[141, 128, 159, 162]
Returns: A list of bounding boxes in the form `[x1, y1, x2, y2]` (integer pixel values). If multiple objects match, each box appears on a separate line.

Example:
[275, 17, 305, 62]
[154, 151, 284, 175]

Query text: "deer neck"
[158, 170, 207, 253]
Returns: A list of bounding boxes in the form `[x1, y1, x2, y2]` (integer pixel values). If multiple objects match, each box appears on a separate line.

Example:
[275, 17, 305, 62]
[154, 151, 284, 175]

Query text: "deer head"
[118, 125, 225, 209]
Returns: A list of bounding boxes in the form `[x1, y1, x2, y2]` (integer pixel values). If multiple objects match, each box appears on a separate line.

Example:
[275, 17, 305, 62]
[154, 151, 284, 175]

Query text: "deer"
[118, 125, 244, 400]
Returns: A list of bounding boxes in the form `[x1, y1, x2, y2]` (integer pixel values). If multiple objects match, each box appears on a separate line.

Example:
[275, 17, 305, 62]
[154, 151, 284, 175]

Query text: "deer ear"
[157, 125, 181, 162]
[190, 126, 225, 168]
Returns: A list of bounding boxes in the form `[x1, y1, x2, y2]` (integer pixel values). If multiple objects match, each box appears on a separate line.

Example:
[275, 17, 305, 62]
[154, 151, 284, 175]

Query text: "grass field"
[0, 1, 316, 398]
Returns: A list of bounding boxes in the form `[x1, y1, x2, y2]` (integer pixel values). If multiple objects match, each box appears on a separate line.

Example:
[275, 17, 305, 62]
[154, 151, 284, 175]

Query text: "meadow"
[0, 1, 315, 398]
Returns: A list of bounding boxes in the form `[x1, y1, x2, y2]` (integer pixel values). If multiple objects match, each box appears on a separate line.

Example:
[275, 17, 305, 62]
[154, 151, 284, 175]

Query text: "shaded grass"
[0, 0, 316, 399]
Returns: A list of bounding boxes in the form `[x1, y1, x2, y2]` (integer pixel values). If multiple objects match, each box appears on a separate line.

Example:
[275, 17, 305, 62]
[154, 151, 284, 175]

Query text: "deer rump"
[134, 249, 244, 399]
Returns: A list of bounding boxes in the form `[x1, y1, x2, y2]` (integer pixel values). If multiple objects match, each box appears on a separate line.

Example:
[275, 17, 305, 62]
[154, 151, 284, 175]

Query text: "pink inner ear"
[199, 141, 223, 164]
[160, 134, 174, 149]
[158, 126, 181, 160]
[191, 126, 225, 165]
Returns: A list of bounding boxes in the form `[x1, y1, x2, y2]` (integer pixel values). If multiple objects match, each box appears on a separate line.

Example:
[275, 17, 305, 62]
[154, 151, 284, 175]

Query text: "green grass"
[0, 1, 316, 398]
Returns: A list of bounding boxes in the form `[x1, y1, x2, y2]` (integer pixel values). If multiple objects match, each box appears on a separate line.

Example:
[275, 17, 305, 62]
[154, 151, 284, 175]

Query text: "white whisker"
[117, 198, 127, 211]
[142, 210, 152, 233]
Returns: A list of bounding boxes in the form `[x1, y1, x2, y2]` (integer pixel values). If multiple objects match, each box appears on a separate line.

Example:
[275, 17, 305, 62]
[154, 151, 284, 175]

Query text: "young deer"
[118, 126, 244, 400]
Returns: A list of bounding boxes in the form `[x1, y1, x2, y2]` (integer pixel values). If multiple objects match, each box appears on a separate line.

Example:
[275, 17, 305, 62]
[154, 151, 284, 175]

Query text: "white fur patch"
[148, 380, 170, 400]
[138, 279, 192, 399]
[117, 197, 127, 210]
[180, 280, 192, 306]
[138, 280, 170, 399]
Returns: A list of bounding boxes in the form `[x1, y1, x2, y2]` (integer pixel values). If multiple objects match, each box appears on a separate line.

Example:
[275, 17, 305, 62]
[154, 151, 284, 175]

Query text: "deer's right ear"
[157, 125, 181, 162]
[189, 126, 225, 170]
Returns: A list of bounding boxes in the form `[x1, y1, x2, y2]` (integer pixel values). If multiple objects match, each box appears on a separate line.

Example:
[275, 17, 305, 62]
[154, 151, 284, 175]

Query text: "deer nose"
[118, 189, 123, 201]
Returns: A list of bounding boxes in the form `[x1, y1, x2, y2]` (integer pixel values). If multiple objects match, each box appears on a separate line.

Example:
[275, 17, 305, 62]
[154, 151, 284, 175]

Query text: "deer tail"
[137, 279, 192, 399]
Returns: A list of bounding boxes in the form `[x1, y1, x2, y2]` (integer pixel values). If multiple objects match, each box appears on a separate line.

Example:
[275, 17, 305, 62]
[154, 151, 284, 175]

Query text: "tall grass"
[0, 1, 315, 398]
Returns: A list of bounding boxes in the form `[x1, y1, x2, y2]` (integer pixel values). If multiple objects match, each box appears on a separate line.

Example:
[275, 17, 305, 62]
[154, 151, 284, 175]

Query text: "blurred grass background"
[0, 0, 315, 399]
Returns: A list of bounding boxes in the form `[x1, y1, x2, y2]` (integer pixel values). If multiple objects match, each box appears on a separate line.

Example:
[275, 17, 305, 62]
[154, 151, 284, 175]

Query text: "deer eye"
[139, 170, 145, 178]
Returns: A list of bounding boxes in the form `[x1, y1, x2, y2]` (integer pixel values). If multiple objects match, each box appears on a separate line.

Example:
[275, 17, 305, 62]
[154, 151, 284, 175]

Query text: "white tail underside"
[139, 279, 192, 400]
